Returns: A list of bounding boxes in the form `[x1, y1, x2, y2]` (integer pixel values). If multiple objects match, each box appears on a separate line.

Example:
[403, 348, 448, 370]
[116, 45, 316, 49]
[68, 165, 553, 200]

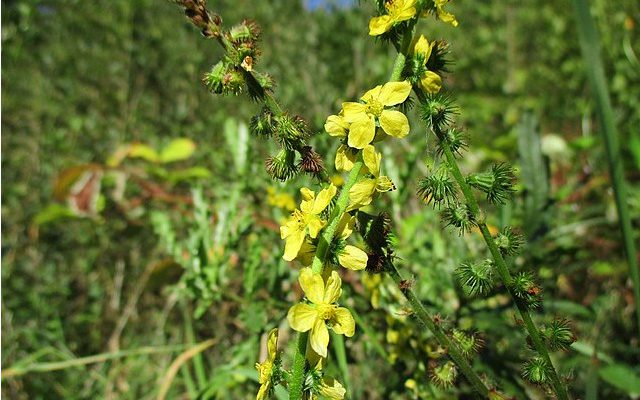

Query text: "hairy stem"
[387, 262, 490, 397]
[438, 134, 570, 400]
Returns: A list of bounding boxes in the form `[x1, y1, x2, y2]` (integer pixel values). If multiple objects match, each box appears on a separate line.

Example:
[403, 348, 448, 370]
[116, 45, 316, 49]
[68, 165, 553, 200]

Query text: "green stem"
[288, 29, 414, 399]
[388, 262, 490, 397]
[438, 135, 569, 400]
[573, 0, 640, 333]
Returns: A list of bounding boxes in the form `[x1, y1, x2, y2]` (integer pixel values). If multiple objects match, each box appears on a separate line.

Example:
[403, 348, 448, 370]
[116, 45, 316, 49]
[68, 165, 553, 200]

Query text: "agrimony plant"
[174, 0, 574, 398]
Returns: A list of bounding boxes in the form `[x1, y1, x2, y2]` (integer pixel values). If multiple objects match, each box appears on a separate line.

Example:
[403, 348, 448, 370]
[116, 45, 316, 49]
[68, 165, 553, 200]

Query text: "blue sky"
[305, 0, 356, 10]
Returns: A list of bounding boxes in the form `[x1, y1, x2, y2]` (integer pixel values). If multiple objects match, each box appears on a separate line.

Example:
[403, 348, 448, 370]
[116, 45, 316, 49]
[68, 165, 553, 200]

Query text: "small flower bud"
[541, 319, 576, 351]
[455, 259, 494, 296]
[511, 272, 541, 308]
[467, 163, 515, 205]
[265, 149, 298, 181]
[417, 165, 457, 208]
[420, 92, 458, 134]
[429, 361, 457, 388]
[495, 226, 524, 256]
[452, 329, 484, 358]
[275, 114, 309, 150]
[523, 356, 550, 384]
[250, 107, 276, 138]
[442, 203, 476, 235]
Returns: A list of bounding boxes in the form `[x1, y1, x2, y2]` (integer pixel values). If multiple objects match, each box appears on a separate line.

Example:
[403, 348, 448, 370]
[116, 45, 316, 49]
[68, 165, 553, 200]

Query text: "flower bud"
[442, 203, 476, 235]
[265, 149, 298, 181]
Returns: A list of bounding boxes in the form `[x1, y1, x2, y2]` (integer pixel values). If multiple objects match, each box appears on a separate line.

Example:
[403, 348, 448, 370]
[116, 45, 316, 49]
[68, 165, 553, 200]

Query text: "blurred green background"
[2, 0, 639, 399]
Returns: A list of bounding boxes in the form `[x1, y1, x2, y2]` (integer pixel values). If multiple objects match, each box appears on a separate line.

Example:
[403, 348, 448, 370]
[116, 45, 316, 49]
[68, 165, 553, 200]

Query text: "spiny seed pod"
[455, 259, 494, 296]
[365, 251, 387, 274]
[467, 163, 516, 205]
[298, 146, 324, 175]
[245, 70, 274, 101]
[202, 61, 244, 95]
[452, 330, 484, 358]
[358, 212, 393, 251]
[420, 92, 458, 134]
[250, 107, 276, 138]
[228, 19, 260, 44]
[495, 226, 524, 256]
[511, 272, 541, 308]
[425, 40, 451, 74]
[429, 361, 457, 388]
[417, 166, 457, 208]
[541, 319, 576, 351]
[275, 114, 308, 150]
[442, 203, 476, 235]
[265, 149, 298, 181]
[436, 127, 468, 157]
[522, 356, 550, 384]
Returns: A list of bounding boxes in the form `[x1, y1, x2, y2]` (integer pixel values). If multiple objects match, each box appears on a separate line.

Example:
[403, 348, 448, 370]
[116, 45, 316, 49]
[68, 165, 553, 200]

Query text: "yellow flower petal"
[280, 217, 297, 239]
[310, 318, 330, 357]
[396, 0, 418, 21]
[362, 145, 381, 177]
[338, 245, 368, 271]
[299, 267, 325, 304]
[379, 109, 410, 138]
[323, 270, 342, 304]
[300, 187, 315, 202]
[347, 116, 376, 149]
[312, 184, 337, 214]
[331, 307, 355, 337]
[349, 178, 377, 206]
[283, 229, 306, 261]
[361, 85, 383, 103]
[420, 71, 442, 94]
[368, 15, 393, 36]
[413, 35, 433, 61]
[318, 377, 346, 399]
[335, 145, 356, 172]
[324, 114, 349, 137]
[435, 0, 458, 26]
[266, 328, 278, 361]
[379, 81, 412, 106]
[307, 215, 325, 239]
[376, 176, 395, 192]
[287, 303, 317, 332]
[342, 102, 368, 123]
[335, 214, 355, 240]
[256, 383, 270, 400]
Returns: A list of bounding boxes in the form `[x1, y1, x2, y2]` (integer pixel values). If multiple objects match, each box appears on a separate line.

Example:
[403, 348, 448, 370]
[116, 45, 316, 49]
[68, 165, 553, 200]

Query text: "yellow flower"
[435, 0, 458, 26]
[293, 215, 368, 270]
[411, 35, 442, 94]
[324, 113, 349, 138]
[255, 328, 279, 400]
[281, 185, 337, 261]
[369, 0, 418, 36]
[349, 145, 395, 208]
[422, 0, 458, 27]
[342, 81, 412, 149]
[316, 377, 346, 399]
[334, 145, 357, 172]
[287, 268, 355, 357]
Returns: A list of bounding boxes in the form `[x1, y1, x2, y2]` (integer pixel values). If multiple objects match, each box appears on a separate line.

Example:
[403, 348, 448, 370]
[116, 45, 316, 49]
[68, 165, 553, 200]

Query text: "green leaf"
[160, 138, 196, 163]
[599, 364, 640, 395]
[33, 204, 77, 225]
[129, 143, 160, 163]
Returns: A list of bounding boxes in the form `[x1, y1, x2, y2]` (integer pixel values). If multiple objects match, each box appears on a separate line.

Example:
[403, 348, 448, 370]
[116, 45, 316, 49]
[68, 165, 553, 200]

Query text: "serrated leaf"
[599, 364, 640, 395]
[160, 138, 196, 163]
